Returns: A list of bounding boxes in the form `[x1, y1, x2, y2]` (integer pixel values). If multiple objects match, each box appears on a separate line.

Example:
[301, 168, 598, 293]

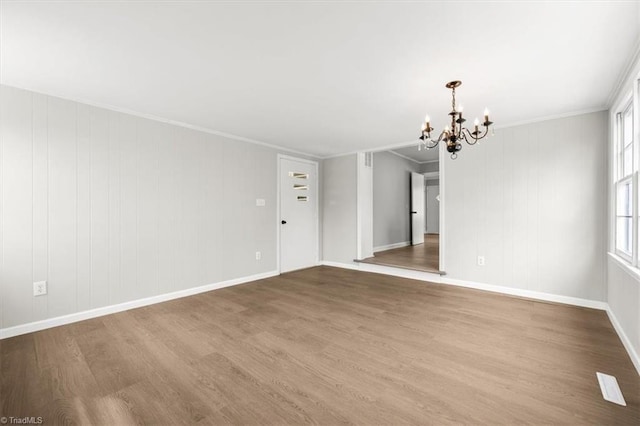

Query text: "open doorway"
[359, 145, 442, 274]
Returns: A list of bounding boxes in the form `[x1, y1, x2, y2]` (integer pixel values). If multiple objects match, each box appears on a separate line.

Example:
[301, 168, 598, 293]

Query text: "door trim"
[277, 154, 320, 273]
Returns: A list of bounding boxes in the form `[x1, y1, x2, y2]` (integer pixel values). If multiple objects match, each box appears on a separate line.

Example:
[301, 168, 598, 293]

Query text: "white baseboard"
[0, 270, 279, 340]
[373, 241, 411, 253]
[606, 307, 640, 376]
[322, 262, 640, 376]
[322, 261, 607, 310]
[440, 276, 608, 311]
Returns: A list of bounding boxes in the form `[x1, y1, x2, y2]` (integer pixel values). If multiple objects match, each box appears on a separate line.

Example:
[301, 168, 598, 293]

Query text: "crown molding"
[606, 36, 640, 108]
[0, 83, 321, 160]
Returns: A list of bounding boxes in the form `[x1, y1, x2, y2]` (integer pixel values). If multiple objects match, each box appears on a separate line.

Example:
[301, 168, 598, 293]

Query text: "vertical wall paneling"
[1, 87, 33, 328]
[444, 111, 607, 301]
[371, 151, 421, 250]
[48, 96, 78, 318]
[136, 119, 160, 298]
[119, 114, 138, 302]
[77, 105, 92, 311]
[322, 154, 358, 264]
[107, 111, 121, 305]
[203, 135, 224, 286]
[157, 123, 177, 294]
[0, 85, 304, 331]
[32, 93, 49, 321]
[90, 107, 109, 308]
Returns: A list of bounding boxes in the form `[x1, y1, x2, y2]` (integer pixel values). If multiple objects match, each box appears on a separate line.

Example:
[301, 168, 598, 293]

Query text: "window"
[615, 102, 635, 258]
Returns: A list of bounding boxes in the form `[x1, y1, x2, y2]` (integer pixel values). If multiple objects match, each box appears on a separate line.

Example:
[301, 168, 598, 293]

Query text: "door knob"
[281, 220, 287, 224]
[411, 211, 417, 214]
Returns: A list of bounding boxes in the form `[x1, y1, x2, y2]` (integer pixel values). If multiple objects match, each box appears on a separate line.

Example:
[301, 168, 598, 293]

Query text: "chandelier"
[419, 80, 493, 159]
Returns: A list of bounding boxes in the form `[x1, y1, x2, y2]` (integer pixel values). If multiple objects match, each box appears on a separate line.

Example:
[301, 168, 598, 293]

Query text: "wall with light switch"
[0, 85, 314, 331]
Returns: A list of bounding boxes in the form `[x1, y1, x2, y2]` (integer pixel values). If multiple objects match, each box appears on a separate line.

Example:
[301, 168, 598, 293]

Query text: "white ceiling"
[2, 1, 639, 158]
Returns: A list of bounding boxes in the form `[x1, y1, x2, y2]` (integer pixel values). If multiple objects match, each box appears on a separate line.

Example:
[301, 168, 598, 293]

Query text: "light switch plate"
[256, 198, 266, 207]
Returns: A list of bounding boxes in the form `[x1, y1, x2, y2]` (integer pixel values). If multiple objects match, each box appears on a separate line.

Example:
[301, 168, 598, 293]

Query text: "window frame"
[612, 78, 640, 267]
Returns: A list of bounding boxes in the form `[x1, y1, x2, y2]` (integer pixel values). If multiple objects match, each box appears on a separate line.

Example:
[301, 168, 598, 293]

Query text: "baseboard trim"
[373, 241, 411, 253]
[0, 270, 279, 340]
[606, 306, 640, 376]
[322, 261, 607, 310]
[440, 276, 608, 311]
[321, 261, 640, 375]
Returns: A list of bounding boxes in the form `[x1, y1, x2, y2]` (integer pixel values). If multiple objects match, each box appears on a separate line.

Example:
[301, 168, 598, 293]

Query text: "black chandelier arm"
[460, 125, 490, 145]
[420, 129, 449, 148]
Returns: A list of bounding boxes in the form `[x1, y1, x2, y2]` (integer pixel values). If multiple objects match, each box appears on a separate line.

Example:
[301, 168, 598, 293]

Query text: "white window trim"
[611, 74, 640, 269]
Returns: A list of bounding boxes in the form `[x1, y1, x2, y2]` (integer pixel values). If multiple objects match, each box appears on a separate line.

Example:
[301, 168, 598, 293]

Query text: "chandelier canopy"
[419, 80, 493, 159]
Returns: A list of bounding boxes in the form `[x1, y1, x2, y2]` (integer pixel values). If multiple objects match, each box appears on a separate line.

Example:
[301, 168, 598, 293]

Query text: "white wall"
[0, 85, 293, 330]
[445, 111, 608, 301]
[322, 154, 357, 264]
[372, 151, 421, 250]
[607, 258, 640, 364]
[356, 153, 373, 260]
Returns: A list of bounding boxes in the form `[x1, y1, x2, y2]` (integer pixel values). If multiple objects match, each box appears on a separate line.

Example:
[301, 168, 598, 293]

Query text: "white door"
[426, 185, 440, 234]
[280, 157, 318, 272]
[411, 172, 425, 245]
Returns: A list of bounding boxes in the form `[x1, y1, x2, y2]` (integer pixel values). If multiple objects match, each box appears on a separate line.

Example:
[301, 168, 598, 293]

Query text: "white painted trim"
[422, 171, 439, 179]
[606, 306, 640, 376]
[440, 276, 608, 310]
[373, 241, 411, 253]
[321, 109, 609, 160]
[388, 149, 422, 164]
[607, 38, 640, 108]
[321, 262, 608, 309]
[1, 84, 320, 160]
[277, 154, 320, 273]
[608, 252, 640, 282]
[438, 143, 446, 272]
[321, 262, 640, 373]
[0, 270, 279, 340]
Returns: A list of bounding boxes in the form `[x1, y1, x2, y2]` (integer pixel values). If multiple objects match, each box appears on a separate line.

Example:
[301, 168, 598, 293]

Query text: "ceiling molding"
[0, 83, 321, 160]
[492, 106, 608, 131]
[324, 107, 608, 160]
[388, 150, 421, 164]
[606, 36, 640, 108]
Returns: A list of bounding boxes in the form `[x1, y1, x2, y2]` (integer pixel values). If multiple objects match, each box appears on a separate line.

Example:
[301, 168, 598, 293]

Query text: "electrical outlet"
[477, 256, 485, 266]
[33, 280, 47, 296]
[255, 251, 261, 260]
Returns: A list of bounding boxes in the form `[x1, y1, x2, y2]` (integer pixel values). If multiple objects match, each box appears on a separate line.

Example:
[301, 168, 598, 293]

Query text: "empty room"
[1, 1, 639, 425]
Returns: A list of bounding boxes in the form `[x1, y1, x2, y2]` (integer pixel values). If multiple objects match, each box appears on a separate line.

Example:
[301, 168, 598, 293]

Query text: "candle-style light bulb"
[425, 114, 430, 124]
[474, 118, 480, 126]
[484, 108, 490, 123]
[457, 104, 464, 113]
[444, 125, 450, 133]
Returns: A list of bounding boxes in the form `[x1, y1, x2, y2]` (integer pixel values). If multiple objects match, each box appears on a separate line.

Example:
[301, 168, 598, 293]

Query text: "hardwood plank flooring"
[362, 234, 440, 273]
[1, 266, 638, 425]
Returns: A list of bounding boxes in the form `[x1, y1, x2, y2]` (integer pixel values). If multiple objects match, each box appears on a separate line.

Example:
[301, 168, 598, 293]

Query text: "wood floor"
[1, 266, 638, 425]
[362, 233, 440, 273]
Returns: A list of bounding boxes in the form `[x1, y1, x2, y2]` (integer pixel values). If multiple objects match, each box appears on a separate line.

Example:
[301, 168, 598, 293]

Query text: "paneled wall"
[0, 85, 282, 329]
[322, 155, 357, 264]
[607, 258, 640, 363]
[444, 111, 607, 301]
[372, 151, 421, 250]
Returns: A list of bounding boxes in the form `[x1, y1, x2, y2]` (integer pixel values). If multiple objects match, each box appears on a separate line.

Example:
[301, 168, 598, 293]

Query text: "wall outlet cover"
[33, 281, 47, 296]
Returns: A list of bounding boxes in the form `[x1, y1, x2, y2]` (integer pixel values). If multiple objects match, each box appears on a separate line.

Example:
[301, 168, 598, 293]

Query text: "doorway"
[358, 146, 443, 274]
[278, 155, 319, 273]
